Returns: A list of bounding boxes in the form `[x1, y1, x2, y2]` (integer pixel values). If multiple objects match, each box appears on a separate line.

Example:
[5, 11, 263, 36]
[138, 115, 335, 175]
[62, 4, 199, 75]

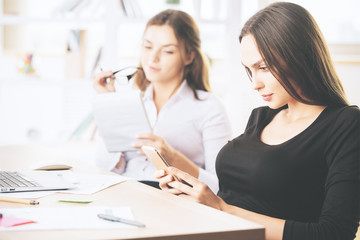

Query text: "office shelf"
[0, 15, 102, 25]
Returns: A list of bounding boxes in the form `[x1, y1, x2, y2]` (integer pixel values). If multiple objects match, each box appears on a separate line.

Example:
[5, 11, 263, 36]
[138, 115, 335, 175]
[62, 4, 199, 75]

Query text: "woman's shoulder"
[195, 90, 224, 105]
[195, 89, 215, 99]
[337, 105, 359, 115]
[189, 91, 228, 119]
[327, 105, 359, 119]
[325, 105, 360, 126]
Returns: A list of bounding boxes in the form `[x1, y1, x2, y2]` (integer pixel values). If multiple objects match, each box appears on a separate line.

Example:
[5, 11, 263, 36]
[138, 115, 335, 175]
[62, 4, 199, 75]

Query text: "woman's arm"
[95, 137, 124, 172]
[157, 107, 359, 240]
[156, 167, 285, 240]
[283, 106, 360, 240]
[197, 96, 232, 192]
[133, 133, 199, 178]
[133, 95, 231, 184]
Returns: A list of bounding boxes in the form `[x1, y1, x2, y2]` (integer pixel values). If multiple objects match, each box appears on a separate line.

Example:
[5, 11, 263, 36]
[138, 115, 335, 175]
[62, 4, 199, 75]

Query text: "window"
[266, 0, 360, 44]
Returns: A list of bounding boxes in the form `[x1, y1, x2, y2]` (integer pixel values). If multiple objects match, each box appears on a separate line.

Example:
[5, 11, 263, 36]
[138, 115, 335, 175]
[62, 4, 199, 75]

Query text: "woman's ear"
[184, 51, 195, 66]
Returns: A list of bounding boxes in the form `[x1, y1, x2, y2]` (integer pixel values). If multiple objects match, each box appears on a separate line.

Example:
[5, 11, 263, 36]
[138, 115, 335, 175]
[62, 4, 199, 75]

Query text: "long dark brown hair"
[239, 2, 349, 107]
[134, 9, 210, 99]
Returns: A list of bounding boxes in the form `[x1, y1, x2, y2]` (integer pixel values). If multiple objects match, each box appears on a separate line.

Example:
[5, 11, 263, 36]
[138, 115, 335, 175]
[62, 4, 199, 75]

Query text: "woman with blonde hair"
[94, 9, 231, 192]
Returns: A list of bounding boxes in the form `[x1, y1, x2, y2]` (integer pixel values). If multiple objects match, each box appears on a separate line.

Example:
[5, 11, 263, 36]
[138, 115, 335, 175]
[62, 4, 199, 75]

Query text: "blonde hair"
[134, 9, 210, 99]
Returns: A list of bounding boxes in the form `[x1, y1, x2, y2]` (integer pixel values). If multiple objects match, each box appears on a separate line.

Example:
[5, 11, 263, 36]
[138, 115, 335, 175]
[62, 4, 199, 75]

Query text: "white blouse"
[95, 80, 232, 193]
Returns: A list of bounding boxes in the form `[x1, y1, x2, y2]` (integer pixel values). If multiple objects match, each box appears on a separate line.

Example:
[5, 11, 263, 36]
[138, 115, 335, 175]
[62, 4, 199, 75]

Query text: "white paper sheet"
[57, 172, 130, 194]
[92, 89, 152, 153]
[0, 206, 138, 231]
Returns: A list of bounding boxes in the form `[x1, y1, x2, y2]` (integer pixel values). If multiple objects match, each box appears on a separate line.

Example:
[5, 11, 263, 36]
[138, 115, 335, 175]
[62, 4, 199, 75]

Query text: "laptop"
[0, 170, 74, 193]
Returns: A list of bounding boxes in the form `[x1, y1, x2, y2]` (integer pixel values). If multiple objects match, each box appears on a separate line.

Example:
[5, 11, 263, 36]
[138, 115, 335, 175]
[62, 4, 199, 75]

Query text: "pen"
[97, 213, 145, 228]
[0, 196, 39, 205]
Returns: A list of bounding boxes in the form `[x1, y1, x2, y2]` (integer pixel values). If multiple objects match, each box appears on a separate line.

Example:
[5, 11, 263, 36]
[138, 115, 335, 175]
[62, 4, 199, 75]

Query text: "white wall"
[334, 62, 360, 106]
[0, 0, 359, 143]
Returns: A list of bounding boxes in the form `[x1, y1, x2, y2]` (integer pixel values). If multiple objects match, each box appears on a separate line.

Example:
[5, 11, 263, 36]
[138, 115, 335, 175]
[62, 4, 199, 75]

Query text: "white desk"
[0, 144, 265, 240]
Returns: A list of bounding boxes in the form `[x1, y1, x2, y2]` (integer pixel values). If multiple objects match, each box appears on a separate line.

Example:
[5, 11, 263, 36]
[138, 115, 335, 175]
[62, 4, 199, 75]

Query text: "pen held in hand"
[97, 213, 145, 228]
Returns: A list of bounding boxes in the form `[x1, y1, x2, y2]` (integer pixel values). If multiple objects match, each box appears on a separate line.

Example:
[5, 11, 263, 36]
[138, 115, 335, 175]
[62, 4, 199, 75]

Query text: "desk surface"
[0, 144, 264, 240]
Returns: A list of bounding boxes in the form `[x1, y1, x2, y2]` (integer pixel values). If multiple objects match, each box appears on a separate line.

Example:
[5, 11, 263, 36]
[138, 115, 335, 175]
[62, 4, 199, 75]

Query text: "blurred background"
[0, 0, 359, 162]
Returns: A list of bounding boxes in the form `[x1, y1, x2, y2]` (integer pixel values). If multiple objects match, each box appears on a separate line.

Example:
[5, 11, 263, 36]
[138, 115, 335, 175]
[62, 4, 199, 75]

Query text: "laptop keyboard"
[0, 171, 41, 188]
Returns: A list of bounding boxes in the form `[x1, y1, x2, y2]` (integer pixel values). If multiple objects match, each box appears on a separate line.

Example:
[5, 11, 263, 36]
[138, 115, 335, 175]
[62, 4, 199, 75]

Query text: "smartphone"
[141, 146, 180, 181]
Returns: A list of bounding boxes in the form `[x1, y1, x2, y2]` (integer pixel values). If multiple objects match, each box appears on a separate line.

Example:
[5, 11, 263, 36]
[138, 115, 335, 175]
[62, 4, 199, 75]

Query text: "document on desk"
[0, 206, 137, 231]
[57, 171, 130, 194]
[92, 89, 152, 153]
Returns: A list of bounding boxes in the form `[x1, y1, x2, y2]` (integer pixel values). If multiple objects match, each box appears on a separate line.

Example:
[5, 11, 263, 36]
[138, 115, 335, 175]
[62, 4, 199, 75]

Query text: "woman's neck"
[284, 101, 326, 123]
[152, 80, 184, 113]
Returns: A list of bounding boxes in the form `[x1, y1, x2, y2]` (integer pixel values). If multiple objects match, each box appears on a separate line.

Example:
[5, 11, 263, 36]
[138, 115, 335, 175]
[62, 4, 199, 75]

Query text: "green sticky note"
[58, 197, 93, 204]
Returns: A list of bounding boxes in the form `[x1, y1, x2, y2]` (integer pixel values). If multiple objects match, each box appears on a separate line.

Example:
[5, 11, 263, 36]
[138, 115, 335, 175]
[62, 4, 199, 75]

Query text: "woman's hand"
[93, 70, 116, 93]
[132, 133, 176, 163]
[156, 167, 224, 210]
[135, 133, 200, 178]
[155, 169, 184, 195]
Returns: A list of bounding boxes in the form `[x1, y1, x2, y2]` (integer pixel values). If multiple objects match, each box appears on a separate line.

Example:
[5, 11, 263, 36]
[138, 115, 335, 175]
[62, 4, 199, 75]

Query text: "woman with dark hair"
[156, 2, 359, 239]
[93, 9, 231, 192]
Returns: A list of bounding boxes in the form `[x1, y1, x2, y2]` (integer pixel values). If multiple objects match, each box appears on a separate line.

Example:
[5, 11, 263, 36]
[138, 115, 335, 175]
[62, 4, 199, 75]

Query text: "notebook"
[0, 170, 74, 193]
[92, 89, 152, 153]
